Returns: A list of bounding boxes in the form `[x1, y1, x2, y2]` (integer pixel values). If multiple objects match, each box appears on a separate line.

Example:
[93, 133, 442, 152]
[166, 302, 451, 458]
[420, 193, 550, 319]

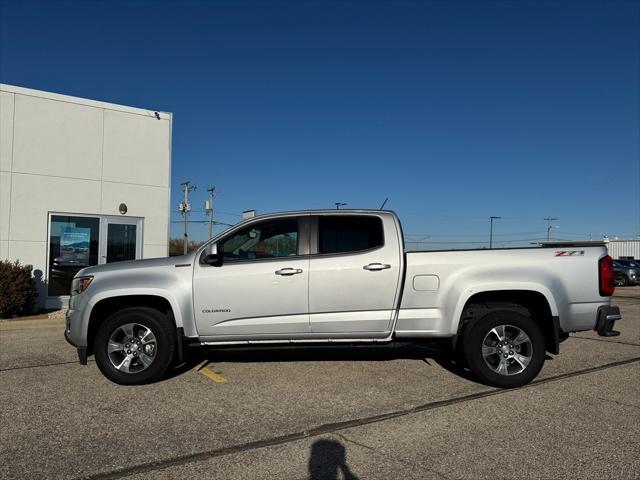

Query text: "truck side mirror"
[202, 244, 219, 266]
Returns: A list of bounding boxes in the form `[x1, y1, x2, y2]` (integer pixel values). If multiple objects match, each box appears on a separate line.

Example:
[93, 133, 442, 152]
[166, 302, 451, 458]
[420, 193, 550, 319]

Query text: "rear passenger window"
[318, 216, 384, 254]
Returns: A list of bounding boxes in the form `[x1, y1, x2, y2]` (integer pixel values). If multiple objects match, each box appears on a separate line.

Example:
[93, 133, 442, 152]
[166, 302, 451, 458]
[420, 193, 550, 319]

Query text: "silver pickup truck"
[65, 210, 621, 388]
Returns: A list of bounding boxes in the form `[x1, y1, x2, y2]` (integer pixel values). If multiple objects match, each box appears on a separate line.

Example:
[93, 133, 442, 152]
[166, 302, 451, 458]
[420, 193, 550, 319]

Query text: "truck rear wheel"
[94, 307, 175, 385]
[462, 308, 545, 388]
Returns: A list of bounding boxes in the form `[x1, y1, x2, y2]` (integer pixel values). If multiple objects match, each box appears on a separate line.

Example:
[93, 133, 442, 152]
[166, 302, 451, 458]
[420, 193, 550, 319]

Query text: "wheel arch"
[455, 288, 560, 355]
[86, 293, 181, 357]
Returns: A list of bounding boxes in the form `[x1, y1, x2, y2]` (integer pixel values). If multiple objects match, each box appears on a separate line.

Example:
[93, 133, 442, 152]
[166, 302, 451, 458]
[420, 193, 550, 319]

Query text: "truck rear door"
[308, 213, 403, 336]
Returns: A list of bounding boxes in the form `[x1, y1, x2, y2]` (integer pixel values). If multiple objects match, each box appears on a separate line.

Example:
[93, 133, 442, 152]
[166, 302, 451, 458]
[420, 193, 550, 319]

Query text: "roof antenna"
[379, 197, 389, 210]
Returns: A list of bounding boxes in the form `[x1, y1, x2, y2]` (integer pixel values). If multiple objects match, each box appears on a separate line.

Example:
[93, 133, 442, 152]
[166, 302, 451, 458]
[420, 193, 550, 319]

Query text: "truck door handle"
[363, 263, 391, 271]
[275, 268, 303, 276]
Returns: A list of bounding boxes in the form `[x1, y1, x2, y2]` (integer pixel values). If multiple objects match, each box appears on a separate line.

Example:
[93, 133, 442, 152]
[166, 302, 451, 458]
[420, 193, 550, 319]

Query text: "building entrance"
[47, 213, 143, 300]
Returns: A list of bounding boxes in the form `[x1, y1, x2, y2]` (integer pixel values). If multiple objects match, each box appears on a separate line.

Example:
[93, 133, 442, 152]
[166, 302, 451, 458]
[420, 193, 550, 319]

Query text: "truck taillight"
[599, 255, 615, 297]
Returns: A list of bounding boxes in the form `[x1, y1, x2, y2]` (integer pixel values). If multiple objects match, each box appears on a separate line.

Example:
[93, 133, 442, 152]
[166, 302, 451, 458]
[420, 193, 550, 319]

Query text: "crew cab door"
[193, 216, 310, 338]
[308, 214, 403, 336]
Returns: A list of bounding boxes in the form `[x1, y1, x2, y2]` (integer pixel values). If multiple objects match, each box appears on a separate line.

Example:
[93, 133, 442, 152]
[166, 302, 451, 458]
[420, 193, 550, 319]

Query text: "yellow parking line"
[199, 366, 228, 383]
[193, 360, 227, 383]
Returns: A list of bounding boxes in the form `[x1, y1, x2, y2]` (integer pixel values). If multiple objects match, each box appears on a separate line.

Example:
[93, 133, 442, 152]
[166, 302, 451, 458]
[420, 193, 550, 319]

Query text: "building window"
[48, 215, 100, 296]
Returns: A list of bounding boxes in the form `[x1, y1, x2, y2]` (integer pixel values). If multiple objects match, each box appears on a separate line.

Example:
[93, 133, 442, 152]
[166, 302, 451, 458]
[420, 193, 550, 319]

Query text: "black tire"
[462, 308, 546, 388]
[616, 275, 628, 287]
[94, 307, 176, 385]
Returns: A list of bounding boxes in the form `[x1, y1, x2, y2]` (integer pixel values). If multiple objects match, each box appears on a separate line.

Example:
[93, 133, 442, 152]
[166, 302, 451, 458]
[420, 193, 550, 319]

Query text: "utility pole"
[335, 202, 347, 210]
[544, 217, 558, 242]
[204, 186, 216, 240]
[179, 181, 196, 254]
[489, 216, 501, 249]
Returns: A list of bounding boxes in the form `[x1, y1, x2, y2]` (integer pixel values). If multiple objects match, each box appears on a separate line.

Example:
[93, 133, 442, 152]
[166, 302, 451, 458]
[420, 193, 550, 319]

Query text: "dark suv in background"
[613, 260, 639, 286]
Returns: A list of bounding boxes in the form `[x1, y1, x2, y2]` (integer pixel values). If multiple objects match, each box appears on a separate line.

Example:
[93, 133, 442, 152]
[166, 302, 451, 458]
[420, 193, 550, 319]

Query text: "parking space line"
[199, 367, 228, 383]
[193, 360, 227, 383]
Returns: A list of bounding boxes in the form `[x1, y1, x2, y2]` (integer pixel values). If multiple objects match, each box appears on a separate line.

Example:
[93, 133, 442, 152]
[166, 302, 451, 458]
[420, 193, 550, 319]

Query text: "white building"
[0, 84, 172, 308]
[606, 239, 640, 260]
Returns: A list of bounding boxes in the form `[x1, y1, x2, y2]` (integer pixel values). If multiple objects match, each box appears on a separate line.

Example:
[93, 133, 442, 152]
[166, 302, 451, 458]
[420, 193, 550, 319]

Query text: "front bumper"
[594, 305, 621, 337]
[65, 310, 88, 365]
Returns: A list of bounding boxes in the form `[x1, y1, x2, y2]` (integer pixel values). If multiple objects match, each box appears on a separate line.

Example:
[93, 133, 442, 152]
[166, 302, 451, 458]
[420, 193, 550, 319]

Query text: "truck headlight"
[71, 276, 93, 295]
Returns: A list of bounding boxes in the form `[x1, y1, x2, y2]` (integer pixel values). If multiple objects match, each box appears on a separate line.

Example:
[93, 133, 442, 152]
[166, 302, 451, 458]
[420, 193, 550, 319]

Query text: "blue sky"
[1, 0, 638, 248]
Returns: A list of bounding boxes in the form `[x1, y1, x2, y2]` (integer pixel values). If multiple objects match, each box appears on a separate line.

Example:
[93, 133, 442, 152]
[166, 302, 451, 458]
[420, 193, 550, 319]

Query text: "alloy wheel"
[481, 324, 533, 376]
[107, 323, 157, 374]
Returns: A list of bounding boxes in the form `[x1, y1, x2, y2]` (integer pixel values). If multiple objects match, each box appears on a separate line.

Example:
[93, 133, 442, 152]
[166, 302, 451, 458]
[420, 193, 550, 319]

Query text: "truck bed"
[396, 245, 609, 337]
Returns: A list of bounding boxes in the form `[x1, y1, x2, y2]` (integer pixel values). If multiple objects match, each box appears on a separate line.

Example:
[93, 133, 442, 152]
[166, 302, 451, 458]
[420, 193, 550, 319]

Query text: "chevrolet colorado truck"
[65, 210, 621, 388]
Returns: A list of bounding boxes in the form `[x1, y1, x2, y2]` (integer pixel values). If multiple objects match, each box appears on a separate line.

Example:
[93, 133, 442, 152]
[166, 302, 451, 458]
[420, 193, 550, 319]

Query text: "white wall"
[0, 84, 172, 305]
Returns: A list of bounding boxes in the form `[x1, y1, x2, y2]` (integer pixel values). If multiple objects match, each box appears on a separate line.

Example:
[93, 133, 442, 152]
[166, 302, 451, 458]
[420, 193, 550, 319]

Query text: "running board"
[200, 336, 394, 346]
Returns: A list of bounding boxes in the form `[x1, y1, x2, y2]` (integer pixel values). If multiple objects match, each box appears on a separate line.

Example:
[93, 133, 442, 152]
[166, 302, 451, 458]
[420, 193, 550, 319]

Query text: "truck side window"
[219, 219, 299, 261]
[318, 216, 384, 254]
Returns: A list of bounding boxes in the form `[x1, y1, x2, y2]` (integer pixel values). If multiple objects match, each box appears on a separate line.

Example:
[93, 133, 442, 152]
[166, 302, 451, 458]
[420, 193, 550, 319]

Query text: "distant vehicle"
[616, 259, 640, 271]
[612, 261, 638, 287]
[65, 210, 621, 388]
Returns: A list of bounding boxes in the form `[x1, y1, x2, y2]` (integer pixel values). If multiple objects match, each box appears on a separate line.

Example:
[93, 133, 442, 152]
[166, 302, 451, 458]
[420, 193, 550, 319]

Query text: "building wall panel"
[0, 91, 14, 172]
[0, 170, 10, 240]
[9, 173, 101, 242]
[142, 243, 169, 259]
[12, 95, 103, 180]
[102, 110, 170, 187]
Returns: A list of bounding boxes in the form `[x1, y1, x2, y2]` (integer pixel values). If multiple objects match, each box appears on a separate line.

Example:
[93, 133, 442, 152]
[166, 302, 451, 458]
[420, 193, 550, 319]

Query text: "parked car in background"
[615, 259, 640, 271]
[613, 260, 638, 286]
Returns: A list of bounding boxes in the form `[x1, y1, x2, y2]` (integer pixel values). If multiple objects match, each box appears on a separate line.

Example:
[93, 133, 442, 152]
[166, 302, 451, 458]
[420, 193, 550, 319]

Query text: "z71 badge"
[554, 250, 585, 257]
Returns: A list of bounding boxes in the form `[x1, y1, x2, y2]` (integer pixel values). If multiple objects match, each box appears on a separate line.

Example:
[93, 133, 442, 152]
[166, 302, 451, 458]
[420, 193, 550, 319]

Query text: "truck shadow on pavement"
[166, 341, 484, 385]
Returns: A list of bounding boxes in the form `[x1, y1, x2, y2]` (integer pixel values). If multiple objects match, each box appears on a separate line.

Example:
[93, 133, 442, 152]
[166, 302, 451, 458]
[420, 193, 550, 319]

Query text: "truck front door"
[193, 216, 310, 338]
[308, 214, 403, 336]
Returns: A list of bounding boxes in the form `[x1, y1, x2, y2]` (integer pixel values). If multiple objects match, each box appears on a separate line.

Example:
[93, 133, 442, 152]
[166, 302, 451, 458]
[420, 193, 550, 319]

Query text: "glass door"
[100, 217, 142, 264]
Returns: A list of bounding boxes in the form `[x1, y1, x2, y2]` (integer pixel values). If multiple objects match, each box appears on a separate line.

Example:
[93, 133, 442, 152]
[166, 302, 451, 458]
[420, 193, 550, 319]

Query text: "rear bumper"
[594, 305, 621, 337]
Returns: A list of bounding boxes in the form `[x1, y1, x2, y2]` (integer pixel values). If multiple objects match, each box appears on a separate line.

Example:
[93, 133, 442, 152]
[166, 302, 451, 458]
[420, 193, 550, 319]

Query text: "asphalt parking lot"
[1, 288, 639, 480]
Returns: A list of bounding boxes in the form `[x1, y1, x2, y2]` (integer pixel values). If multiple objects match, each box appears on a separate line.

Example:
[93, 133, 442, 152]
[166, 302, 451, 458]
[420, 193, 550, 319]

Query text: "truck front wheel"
[94, 307, 176, 385]
[462, 309, 545, 388]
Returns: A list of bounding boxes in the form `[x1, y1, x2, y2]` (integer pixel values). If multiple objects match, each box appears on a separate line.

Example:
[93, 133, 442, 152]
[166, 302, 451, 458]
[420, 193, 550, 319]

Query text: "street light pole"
[489, 216, 501, 249]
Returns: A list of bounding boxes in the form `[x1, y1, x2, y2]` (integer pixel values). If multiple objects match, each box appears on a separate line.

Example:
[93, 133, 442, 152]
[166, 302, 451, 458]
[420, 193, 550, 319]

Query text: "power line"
[171, 220, 235, 227]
